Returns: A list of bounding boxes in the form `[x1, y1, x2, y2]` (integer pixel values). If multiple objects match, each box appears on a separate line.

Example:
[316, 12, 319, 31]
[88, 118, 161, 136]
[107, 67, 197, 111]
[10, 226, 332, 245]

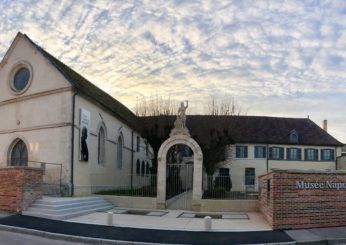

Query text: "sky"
[0, 0, 345, 142]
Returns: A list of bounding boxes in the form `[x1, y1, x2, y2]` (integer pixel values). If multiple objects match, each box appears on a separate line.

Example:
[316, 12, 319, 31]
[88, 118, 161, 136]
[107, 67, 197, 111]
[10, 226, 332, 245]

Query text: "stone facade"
[0, 167, 43, 213]
[0, 33, 153, 196]
[259, 170, 346, 230]
[216, 144, 342, 192]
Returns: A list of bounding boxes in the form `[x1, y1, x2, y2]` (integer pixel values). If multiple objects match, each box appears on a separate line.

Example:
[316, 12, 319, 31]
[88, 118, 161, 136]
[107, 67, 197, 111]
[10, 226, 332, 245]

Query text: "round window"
[12, 67, 30, 92]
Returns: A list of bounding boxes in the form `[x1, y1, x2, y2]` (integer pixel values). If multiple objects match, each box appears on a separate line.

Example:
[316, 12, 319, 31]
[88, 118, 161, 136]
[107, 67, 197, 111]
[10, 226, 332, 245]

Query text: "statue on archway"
[177, 101, 188, 128]
[171, 101, 190, 136]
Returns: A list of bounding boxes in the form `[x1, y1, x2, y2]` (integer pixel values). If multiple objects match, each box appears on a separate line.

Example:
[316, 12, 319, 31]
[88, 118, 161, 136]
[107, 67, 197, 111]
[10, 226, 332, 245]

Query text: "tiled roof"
[23, 34, 139, 130]
[140, 115, 343, 147]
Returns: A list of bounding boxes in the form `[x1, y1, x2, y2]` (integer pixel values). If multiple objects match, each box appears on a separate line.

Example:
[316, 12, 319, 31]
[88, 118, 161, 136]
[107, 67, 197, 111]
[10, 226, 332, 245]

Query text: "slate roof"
[140, 115, 343, 147]
[23, 34, 139, 130]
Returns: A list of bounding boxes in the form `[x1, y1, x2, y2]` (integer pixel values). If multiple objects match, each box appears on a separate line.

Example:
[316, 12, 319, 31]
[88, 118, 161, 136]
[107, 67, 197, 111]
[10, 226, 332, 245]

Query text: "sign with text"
[79, 108, 90, 161]
[296, 181, 346, 190]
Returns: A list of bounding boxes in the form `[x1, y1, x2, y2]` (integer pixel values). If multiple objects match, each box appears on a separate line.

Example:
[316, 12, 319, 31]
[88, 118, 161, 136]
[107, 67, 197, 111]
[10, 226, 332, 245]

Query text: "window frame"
[269, 147, 284, 160]
[97, 126, 106, 165]
[254, 146, 266, 158]
[286, 147, 302, 160]
[8, 62, 33, 95]
[136, 159, 140, 176]
[9, 139, 28, 167]
[136, 136, 140, 152]
[304, 148, 318, 161]
[245, 168, 255, 186]
[117, 134, 123, 169]
[236, 145, 248, 158]
[321, 149, 334, 161]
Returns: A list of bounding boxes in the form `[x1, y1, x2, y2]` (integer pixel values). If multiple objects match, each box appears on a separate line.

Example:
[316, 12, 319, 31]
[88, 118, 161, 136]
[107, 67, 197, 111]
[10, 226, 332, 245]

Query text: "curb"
[0, 224, 161, 245]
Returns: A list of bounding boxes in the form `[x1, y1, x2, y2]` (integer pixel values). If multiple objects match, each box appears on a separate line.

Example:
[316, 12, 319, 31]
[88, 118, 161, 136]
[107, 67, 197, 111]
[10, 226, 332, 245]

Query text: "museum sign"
[296, 181, 346, 190]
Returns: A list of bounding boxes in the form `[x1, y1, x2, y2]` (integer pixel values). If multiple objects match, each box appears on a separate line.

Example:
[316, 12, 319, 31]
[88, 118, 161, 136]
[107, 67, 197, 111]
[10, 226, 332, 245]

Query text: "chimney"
[323, 120, 327, 132]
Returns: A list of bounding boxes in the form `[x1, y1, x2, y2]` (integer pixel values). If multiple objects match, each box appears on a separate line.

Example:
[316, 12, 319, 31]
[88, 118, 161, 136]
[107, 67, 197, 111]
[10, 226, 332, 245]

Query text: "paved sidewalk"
[0, 215, 293, 244]
[67, 209, 271, 231]
[286, 227, 346, 244]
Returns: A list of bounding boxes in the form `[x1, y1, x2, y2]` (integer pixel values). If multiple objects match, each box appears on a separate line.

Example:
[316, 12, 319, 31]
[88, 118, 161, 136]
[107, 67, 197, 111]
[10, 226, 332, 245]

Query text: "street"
[0, 230, 86, 245]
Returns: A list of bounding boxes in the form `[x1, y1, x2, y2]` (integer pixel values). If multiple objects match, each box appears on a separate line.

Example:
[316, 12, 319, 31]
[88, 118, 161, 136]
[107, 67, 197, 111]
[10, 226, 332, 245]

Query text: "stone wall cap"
[0, 166, 43, 171]
[267, 168, 346, 174]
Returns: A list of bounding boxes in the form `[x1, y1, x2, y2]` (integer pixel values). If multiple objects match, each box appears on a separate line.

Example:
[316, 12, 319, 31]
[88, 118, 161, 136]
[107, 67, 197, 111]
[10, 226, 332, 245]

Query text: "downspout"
[70, 90, 78, 197]
[335, 146, 338, 170]
[266, 143, 269, 172]
[130, 130, 134, 189]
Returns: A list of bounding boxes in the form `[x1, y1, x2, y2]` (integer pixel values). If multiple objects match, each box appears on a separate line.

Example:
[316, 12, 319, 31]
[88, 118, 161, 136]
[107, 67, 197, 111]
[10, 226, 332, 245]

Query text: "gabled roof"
[140, 115, 343, 147]
[18, 33, 138, 130]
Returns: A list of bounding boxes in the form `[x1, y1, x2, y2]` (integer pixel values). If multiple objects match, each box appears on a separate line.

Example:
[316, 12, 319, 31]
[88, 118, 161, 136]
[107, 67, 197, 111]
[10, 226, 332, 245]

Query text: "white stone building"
[0, 33, 153, 196]
[140, 115, 344, 192]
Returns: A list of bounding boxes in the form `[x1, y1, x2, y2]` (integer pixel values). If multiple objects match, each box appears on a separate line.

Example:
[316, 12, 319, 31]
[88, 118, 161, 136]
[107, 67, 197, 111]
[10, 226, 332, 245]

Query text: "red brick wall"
[259, 170, 346, 230]
[0, 167, 43, 213]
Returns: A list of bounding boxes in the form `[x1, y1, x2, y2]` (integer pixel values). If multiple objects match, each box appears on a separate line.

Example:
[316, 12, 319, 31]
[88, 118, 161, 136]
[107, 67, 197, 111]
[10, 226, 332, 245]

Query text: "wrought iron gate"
[166, 163, 193, 210]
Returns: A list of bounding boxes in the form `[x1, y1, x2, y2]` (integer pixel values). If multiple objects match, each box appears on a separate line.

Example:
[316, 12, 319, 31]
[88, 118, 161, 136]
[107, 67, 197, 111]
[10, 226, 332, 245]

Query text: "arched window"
[10, 139, 28, 166]
[136, 159, 140, 176]
[141, 161, 145, 176]
[98, 126, 106, 165]
[146, 162, 150, 176]
[117, 134, 123, 169]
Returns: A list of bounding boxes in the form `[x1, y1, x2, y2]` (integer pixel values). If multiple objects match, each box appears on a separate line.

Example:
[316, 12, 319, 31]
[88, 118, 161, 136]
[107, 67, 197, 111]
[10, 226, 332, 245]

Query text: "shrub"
[214, 176, 232, 191]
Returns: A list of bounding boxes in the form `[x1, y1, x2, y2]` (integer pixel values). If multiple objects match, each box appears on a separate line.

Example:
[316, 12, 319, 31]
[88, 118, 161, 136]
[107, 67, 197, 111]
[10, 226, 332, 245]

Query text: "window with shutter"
[255, 146, 266, 158]
[287, 148, 301, 160]
[305, 148, 318, 161]
[236, 146, 248, 158]
[269, 147, 283, 160]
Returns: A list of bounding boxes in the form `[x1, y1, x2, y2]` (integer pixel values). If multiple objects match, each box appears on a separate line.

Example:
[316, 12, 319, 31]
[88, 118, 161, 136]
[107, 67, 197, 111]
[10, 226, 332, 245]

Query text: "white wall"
[0, 35, 73, 193]
[216, 144, 342, 192]
[73, 94, 153, 195]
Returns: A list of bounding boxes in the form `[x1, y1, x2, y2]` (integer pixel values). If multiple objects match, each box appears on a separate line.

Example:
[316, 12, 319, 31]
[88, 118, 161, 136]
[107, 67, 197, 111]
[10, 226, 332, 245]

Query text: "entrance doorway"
[166, 163, 194, 210]
[165, 144, 194, 210]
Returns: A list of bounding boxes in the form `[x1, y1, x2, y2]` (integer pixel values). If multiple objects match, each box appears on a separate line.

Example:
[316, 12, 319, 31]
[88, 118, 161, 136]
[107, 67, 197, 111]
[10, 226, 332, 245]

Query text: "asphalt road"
[0, 230, 85, 245]
[0, 215, 293, 245]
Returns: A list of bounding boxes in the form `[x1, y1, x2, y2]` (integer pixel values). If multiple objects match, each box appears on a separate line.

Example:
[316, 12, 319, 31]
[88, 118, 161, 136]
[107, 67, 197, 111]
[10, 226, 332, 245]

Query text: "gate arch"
[156, 134, 203, 210]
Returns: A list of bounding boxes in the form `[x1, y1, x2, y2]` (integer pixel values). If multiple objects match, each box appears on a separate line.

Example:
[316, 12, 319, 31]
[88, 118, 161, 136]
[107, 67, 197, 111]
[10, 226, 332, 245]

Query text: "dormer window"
[289, 130, 299, 144]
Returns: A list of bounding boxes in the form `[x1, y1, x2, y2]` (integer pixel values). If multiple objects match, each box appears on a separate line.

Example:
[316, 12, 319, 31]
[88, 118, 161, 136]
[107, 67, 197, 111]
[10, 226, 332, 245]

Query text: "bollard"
[204, 216, 212, 231]
[107, 211, 114, 226]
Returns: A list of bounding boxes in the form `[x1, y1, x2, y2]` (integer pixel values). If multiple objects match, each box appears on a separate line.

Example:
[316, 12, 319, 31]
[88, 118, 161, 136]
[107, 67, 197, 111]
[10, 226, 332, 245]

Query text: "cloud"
[0, 0, 345, 142]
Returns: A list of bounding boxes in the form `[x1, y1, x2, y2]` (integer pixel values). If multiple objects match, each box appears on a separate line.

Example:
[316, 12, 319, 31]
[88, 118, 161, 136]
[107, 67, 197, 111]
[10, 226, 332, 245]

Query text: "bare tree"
[134, 95, 178, 116]
[205, 97, 244, 116]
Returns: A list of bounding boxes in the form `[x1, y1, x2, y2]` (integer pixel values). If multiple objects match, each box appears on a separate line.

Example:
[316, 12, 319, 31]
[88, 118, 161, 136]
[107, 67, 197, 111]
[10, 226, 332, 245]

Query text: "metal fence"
[203, 175, 258, 200]
[27, 161, 63, 196]
[89, 173, 157, 197]
[5, 160, 63, 196]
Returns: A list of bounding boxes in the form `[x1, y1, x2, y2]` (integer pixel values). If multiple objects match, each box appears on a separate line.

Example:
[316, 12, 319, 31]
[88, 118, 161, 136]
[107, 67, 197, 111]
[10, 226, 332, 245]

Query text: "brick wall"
[0, 167, 43, 213]
[259, 170, 346, 230]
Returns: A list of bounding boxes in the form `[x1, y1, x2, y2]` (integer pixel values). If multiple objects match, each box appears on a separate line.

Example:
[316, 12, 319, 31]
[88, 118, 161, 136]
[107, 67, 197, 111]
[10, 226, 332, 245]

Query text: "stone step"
[23, 204, 112, 220]
[23, 196, 113, 220]
[27, 202, 113, 215]
[34, 196, 101, 205]
[31, 199, 107, 210]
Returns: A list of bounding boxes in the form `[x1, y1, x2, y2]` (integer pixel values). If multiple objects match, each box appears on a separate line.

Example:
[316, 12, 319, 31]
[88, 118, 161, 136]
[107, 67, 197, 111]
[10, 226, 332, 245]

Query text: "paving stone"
[146, 211, 166, 217]
[179, 212, 196, 218]
[222, 214, 249, 220]
[113, 209, 128, 214]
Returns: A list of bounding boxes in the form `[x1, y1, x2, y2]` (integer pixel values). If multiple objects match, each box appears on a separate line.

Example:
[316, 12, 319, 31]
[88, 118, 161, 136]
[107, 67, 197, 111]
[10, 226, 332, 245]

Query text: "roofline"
[231, 141, 344, 147]
[0, 32, 23, 68]
[20, 33, 139, 132]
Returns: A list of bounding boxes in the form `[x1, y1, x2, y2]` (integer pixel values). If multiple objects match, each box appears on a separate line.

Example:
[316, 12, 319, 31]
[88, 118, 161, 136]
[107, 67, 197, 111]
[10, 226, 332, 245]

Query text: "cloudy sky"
[0, 0, 345, 142]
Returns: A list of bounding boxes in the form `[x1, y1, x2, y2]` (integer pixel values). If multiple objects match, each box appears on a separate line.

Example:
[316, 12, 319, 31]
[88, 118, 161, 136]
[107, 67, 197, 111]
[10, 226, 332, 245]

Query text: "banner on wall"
[79, 108, 90, 161]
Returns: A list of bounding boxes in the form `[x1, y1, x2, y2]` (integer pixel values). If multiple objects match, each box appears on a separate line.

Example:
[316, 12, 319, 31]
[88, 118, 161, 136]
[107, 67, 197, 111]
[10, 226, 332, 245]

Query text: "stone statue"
[171, 100, 190, 136]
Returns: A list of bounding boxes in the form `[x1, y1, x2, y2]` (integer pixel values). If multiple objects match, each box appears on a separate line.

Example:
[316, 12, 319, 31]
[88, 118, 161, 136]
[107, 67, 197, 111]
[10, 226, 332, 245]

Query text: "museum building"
[0, 32, 153, 196]
[0, 32, 344, 201]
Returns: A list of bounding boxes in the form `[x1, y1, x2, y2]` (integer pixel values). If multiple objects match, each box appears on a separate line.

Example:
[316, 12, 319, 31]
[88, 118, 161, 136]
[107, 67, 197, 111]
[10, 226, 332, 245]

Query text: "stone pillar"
[156, 156, 166, 209]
